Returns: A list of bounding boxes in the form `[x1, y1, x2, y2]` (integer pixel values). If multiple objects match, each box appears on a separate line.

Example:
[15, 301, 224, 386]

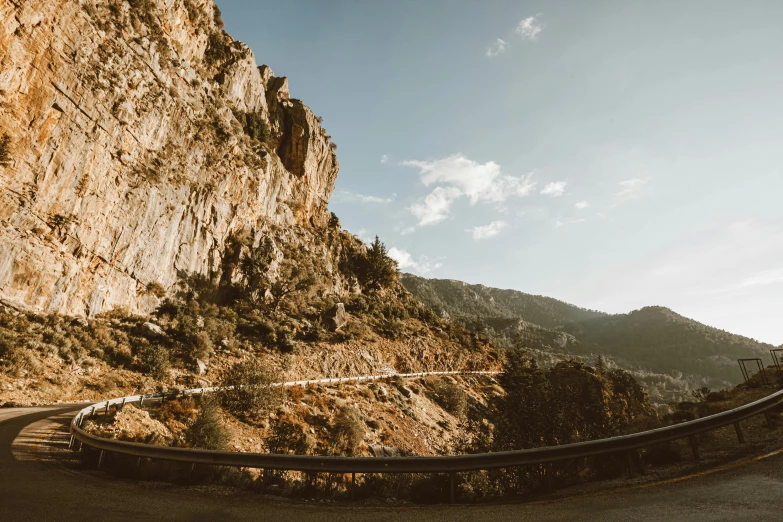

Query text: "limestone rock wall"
[0, 0, 339, 316]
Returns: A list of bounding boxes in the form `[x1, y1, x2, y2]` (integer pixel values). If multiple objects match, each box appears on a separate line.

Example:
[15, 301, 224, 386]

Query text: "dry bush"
[426, 377, 468, 419]
[218, 358, 281, 421]
[266, 415, 316, 455]
[184, 398, 232, 450]
[333, 405, 364, 455]
[289, 385, 305, 403]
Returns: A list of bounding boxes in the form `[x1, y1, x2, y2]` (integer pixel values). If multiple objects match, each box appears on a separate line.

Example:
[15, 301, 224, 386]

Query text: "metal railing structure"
[70, 368, 783, 503]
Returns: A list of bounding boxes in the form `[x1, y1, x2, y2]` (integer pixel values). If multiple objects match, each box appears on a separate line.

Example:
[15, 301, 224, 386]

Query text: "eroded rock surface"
[0, 0, 338, 316]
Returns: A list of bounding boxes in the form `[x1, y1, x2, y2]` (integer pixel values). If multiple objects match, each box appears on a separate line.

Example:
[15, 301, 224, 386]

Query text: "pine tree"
[595, 354, 607, 374]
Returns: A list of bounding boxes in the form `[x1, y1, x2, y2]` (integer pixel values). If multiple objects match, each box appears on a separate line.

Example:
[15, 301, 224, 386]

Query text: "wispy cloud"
[380, 154, 389, 164]
[516, 15, 543, 41]
[556, 218, 586, 228]
[388, 247, 443, 274]
[575, 200, 590, 209]
[737, 268, 783, 288]
[613, 178, 649, 204]
[468, 220, 507, 240]
[403, 154, 535, 227]
[485, 38, 508, 58]
[333, 190, 395, 204]
[541, 181, 567, 197]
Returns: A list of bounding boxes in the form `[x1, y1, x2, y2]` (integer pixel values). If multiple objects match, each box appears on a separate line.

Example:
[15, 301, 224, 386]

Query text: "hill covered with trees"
[400, 274, 606, 328]
[402, 275, 774, 392]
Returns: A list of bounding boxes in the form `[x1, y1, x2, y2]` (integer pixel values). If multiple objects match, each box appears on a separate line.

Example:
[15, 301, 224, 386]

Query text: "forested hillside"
[403, 275, 774, 393]
[561, 306, 774, 386]
[400, 274, 605, 328]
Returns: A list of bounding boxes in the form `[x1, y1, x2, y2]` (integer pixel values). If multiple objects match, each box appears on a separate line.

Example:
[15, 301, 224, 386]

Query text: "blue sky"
[218, 0, 783, 345]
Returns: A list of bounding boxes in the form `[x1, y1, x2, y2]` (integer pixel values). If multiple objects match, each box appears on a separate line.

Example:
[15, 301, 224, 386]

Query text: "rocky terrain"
[0, 0, 339, 317]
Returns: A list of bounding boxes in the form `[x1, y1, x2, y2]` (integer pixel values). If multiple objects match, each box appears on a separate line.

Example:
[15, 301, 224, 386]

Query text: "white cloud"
[540, 181, 567, 197]
[380, 154, 389, 164]
[575, 200, 590, 209]
[613, 178, 649, 204]
[485, 38, 507, 58]
[555, 218, 586, 228]
[333, 190, 395, 204]
[468, 221, 507, 240]
[388, 247, 443, 274]
[402, 154, 536, 227]
[516, 15, 543, 41]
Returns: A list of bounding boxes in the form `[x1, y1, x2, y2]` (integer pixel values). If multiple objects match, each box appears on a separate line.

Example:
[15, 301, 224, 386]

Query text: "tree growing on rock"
[349, 236, 399, 291]
[239, 238, 318, 311]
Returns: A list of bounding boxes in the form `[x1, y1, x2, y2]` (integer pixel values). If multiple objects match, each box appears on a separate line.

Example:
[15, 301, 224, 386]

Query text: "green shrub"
[135, 341, 170, 380]
[218, 358, 281, 420]
[333, 406, 364, 455]
[146, 282, 166, 299]
[266, 417, 315, 455]
[204, 33, 231, 65]
[232, 110, 270, 144]
[185, 398, 232, 450]
[427, 377, 468, 419]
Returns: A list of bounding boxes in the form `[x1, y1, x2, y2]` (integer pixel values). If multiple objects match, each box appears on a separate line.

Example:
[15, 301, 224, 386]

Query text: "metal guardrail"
[69, 369, 783, 502]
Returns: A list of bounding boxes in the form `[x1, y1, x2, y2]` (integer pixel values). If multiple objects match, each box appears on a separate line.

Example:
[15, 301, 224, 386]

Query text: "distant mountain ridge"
[400, 274, 606, 329]
[401, 274, 774, 391]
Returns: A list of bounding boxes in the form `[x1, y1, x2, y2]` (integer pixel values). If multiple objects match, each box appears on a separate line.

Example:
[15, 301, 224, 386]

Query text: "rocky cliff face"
[0, 0, 339, 316]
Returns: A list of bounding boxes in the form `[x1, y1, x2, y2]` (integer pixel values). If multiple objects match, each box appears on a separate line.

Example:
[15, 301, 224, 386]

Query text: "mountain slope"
[561, 306, 774, 385]
[402, 274, 773, 389]
[400, 274, 606, 328]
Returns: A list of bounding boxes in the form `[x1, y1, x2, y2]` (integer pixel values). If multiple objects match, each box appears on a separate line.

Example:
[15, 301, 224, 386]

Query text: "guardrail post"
[765, 412, 774, 429]
[104, 402, 110, 415]
[98, 450, 105, 468]
[689, 436, 700, 462]
[626, 450, 635, 478]
[350, 472, 355, 501]
[139, 395, 144, 407]
[545, 464, 553, 492]
[450, 472, 456, 504]
[734, 422, 745, 443]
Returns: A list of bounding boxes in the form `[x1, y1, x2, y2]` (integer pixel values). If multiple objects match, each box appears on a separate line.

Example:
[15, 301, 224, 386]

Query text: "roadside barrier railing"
[69, 369, 783, 503]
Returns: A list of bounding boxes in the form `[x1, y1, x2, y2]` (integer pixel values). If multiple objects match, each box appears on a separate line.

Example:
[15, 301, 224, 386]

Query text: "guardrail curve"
[69, 370, 783, 501]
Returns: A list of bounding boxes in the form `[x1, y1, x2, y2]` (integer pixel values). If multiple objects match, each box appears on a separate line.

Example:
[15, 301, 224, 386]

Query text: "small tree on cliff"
[239, 239, 317, 311]
[357, 236, 398, 290]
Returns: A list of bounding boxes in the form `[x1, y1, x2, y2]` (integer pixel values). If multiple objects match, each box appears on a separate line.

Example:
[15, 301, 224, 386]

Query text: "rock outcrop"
[0, 0, 339, 316]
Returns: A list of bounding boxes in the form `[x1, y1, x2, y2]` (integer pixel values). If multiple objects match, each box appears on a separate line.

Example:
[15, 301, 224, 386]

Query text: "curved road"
[1, 405, 782, 521]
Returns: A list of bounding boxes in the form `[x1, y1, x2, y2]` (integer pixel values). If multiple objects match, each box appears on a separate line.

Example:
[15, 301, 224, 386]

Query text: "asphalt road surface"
[2, 405, 782, 521]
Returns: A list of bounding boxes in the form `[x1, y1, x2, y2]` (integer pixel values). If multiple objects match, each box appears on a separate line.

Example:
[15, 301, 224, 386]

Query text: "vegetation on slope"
[561, 306, 773, 386]
[401, 274, 605, 328]
[402, 274, 773, 391]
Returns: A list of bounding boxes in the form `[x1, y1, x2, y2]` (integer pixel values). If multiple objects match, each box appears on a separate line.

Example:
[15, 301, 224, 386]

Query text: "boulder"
[332, 303, 348, 330]
[144, 322, 164, 336]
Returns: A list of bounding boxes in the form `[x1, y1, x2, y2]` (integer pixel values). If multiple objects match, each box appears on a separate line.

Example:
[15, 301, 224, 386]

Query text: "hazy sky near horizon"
[218, 0, 783, 345]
